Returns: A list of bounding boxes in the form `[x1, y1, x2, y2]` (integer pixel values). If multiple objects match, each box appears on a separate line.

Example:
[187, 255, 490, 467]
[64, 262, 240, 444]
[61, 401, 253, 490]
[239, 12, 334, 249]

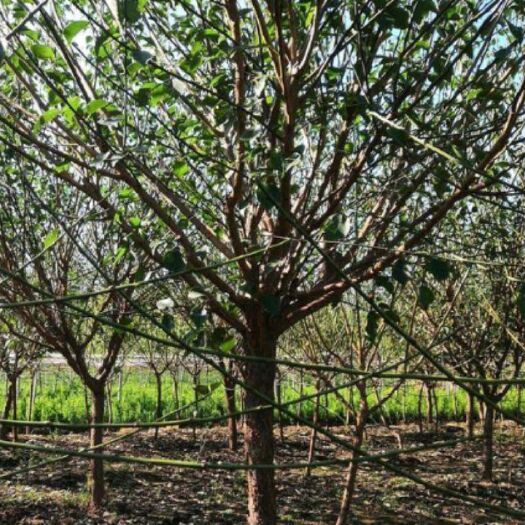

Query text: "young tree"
[1, 2, 525, 522]
[420, 205, 525, 482]
[0, 178, 138, 508]
[0, 320, 43, 441]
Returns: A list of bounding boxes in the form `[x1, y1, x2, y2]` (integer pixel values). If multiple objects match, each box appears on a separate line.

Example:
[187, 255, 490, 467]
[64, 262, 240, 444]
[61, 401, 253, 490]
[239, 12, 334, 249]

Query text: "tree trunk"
[26, 370, 37, 435]
[0, 379, 14, 440]
[118, 371, 123, 404]
[452, 384, 458, 421]
[417, 383, 424, 434]
[346, 385, 354, 426]
[275, 371, 285, 443]
[432, 386, 439, 433]
[425, 383, 433, 426]
[401, 384, 407, 424]
[242, 324, 277, 525]
[84, 384, 90, 422]
[482, 403, 495, 482]
[297, 370, 304, 427]
[172, 373, 179, 410]
[106, 382, 113, 424]
[11, 375, 18, 442]
[88, 387, 105, 510]
[192, 372, 199, 441]
[154, 371, 162, 440]
[336, 405, 367, 525]
[305, 378, 321, 477]
[224, 372, 238, 451]
[466, 392, 475, 438]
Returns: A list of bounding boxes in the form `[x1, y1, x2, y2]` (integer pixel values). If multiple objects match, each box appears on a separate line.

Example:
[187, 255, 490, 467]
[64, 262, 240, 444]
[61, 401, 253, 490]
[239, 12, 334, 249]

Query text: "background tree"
[0, 176, 140, 508]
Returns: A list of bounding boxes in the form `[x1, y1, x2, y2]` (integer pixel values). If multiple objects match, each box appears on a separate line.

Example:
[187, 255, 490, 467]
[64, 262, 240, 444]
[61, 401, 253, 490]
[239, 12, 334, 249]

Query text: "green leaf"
[375, 275, 394, 294]
[425, 257, 451, 281]
[418, 285, 435, 310]
[42, 229, 59, 249]
[195, 384, 210, 395]
[380, 6, 409, 29]
[392, 258, 409, 285]
[132, 49, 153, 65]
[324, 214, 350, 241]
[119, 0, 141, 24]
[508, 20, 524, 42]
[41, 108, 61, 123]
[366, 311, 380, 342]
[378, 303, 400, 324]
[219, 336, 237, 353]
[32, 44, 55, 61]
[386, 127, 410, 146]
[129, 216, 141, 228]
[63, 21, 89, 43]
[190, 307, 207, 329]
[173, 160, 189, 178]
[161, 313, 174, 332]
[256, 182, 280, 210]
[162, 248, 185, 273]
[414, 0, 437, 22]
[261, 294, 281, 316]
[85, 99, 108, 115]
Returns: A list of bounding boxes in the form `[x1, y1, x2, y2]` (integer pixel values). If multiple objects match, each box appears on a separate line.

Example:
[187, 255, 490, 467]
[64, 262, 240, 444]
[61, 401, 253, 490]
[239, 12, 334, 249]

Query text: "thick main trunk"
[88, 387, 105, 510]
[243, 326, 277, 525]
[224, 373, 238, 451]
[336, 406, 367, 525]
[482, 403, 495, 482]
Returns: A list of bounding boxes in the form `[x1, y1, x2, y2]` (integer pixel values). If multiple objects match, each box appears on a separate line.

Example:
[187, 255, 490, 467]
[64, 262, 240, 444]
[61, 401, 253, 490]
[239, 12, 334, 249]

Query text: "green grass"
[1, 369, 523, 425]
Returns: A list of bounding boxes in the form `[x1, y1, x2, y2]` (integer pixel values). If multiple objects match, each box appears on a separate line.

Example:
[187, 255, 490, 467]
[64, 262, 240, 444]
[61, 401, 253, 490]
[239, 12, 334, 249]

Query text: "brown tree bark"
[482, 403, 495, 482]
[11, 374, 18, 442]
[466, 392, 475, 438]
[0, 378, 14, 440]
[296, 370, 304, 427]
[275, 371, 285, 443]
[242, 322, 277, 525]
[26, 369, 37, 435]
[224, 371, 238, 451]
[336, 405, 368, 525]
[88, 386, 105, 510]
[305, 378, 321, 478]
[417, 383, 424, 434]
[154, 371, 162, 440]
[425, 383, 433, 426]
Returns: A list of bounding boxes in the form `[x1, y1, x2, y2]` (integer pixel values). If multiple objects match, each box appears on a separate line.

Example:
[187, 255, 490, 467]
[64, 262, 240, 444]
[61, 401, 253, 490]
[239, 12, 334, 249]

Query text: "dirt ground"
[0, 422, 524, 524]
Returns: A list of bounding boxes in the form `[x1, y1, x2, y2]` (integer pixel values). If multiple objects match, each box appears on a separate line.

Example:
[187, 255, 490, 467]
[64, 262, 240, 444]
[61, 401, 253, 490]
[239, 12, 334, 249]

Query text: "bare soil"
[0, 422, 524, 524]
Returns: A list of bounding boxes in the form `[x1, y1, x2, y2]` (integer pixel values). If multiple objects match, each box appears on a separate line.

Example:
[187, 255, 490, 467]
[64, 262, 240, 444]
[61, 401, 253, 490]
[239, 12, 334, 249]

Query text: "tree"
[0, 319, 43, 441]
[419, 202, 525, 482]
[0, 176, 139, 508]
[1, 1, 525, 522]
